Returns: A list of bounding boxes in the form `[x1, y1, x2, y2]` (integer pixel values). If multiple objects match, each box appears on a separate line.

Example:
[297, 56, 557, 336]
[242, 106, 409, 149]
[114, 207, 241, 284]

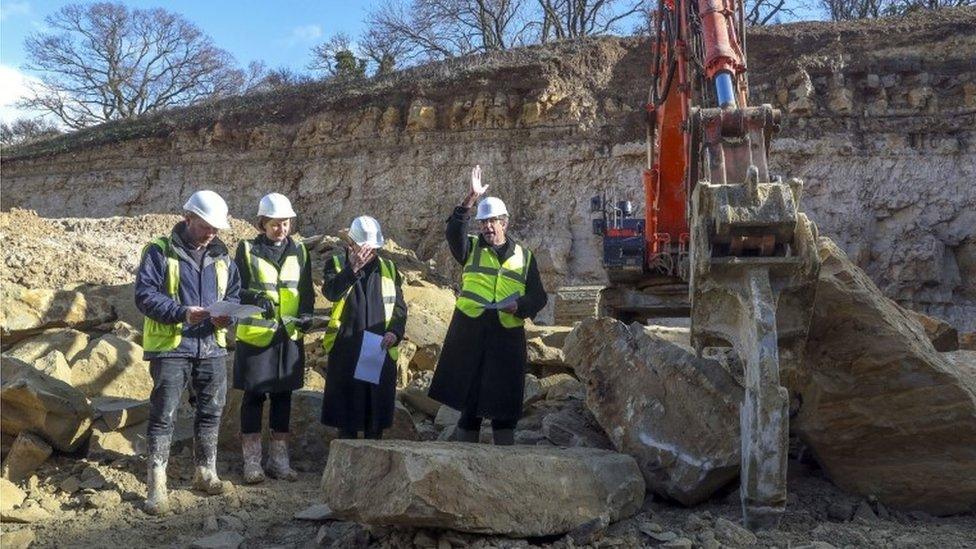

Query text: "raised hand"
[471, 164, 488, 196]
[463, 165, 489, 208]
[350, 245, 376, 273]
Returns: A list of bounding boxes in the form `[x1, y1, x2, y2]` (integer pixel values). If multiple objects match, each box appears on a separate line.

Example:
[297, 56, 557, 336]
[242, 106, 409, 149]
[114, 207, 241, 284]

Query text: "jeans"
[147, 357, 227, 443]
[240, 390, 292, 434]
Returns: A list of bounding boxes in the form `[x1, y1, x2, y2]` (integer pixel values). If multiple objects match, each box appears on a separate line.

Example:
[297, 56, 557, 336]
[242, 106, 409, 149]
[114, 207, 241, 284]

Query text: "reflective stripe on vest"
[142, 237, 229, 352]
[322, 255, 400, 361]
[235, 240, 308, 347]
[455, 236, 530, 328]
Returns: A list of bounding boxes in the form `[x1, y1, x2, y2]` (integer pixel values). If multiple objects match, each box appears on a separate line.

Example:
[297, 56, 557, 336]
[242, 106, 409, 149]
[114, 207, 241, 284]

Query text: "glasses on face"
[479, 217, 504, 227]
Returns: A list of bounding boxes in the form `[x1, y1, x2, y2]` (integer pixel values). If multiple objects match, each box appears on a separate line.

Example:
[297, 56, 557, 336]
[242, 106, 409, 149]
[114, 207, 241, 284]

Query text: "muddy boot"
[192, 432, 226, 495]
[241, 433, 265, 485]
[266, 433, 298, 481]
[144, 435, 171, 515]
[455, 426, 480, 443]
[493, 428, 515, 446]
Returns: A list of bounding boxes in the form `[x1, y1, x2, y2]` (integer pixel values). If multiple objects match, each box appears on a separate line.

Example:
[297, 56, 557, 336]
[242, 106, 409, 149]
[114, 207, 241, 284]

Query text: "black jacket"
[319, 251, 407, 433]
[427, 206, 548, 420]
[232, 235, 314, 393]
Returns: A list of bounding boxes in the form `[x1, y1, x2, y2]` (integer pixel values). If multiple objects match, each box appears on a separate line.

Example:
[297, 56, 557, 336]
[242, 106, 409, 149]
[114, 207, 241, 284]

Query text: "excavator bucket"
[689, 105, 821, 529]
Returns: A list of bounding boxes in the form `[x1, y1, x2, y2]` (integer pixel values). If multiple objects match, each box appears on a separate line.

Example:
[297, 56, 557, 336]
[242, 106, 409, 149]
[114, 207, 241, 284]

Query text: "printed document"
[354, 331, 386, 385]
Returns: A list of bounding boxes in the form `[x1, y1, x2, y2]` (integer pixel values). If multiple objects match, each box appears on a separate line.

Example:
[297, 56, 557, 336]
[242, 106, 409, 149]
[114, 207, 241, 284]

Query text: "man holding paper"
[319, 216, 407, 440]
[134, 190, 241, 514]
[428, 166, 548, 445]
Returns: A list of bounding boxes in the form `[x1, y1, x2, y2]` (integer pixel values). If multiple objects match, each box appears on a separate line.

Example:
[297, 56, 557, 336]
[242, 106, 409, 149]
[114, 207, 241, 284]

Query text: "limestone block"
[322, 440, 645, 536]
[565, 318, 743, 505]
[70, 334, 153, 400]
[1, 357, 93, 452]
[794, 239, 976, 515]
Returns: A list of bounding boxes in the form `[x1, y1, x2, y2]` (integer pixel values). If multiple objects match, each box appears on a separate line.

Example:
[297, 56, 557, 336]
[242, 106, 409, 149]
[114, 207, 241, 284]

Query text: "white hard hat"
[348, 215, 385, 248]
[183, 190, 230, 229]
[475, 196, 509, 220]
[257, 193, 297, 219]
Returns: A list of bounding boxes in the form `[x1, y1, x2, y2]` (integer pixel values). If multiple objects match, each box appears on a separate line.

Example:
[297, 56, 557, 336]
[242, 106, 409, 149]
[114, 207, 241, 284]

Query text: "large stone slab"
[1, 432, 52, 482]
[322, 440, 644, 537]
[3, 328, 90, 363]
[70, 334, 153, 400]
[793, 239, 976, 515]
[0, 357, 93, 452]
[565, 317, 743, 505]
[0, 285, 114, 344]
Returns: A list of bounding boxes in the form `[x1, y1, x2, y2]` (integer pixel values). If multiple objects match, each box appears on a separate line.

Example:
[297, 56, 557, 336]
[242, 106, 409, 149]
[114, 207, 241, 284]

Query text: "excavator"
[591, 0, 821, 529]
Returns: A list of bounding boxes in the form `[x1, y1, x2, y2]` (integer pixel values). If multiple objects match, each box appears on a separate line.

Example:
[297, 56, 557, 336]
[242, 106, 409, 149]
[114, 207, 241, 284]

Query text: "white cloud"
[0, 2, 31, 21]
[288, 24, 322, 45]
[0, 64, 51, 125]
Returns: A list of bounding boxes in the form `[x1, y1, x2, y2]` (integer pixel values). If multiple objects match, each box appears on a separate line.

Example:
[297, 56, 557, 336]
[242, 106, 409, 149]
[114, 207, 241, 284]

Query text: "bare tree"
[308, 33, 369, 80]
[242, 61, 314, 94]
[1, 117, 62, 147]
[535, 0, 644, 42]
[20, 2, 245, 129]
[820, 0, 887, 19]
[745, 0, 806, 25]
[365, 0, 531, 63]
[886, 0, 975, 13]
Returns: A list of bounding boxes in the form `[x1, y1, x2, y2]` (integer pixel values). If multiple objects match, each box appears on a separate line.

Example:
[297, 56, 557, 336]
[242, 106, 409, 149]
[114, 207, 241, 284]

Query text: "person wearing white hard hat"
[134, 189, 241, 514]
[232, 193, 314, 484]
[319, 215, 407, 439]
[428, 165, 548, 445]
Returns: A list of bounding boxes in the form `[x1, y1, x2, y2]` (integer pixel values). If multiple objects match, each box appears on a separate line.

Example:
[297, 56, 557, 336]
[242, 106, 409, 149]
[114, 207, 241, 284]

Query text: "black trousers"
[240, 390, 293, 434]
[458, 408, 518, 431]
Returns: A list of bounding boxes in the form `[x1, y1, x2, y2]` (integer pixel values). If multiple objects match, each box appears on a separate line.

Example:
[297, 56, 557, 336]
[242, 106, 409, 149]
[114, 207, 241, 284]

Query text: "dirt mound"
[0, 209, 259, 290]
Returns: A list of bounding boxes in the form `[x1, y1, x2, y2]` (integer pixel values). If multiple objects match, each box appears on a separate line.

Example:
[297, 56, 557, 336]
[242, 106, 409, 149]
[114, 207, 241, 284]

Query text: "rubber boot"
[241, 433, 265, 484]
[144, 434, 171, 515]
[493, 428, 515, 446]
[192, 431, 226, 495]
[455, 426, 480, 443]
[266, 433, 298, 481]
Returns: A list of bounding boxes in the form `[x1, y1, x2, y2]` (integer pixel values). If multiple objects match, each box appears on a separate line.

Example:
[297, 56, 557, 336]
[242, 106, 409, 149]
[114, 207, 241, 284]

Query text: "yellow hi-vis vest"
[455, 236, 531, 328]
[322, 255, 400, 361]
[235, 239, 309, 347]
[141, 237, 229, 352]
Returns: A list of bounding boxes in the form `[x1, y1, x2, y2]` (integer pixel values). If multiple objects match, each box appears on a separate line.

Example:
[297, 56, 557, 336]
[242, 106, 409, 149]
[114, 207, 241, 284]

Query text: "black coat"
[319, 252, 407, 433]
[427, 206, 548, 420]
[232, 235, 314, 393]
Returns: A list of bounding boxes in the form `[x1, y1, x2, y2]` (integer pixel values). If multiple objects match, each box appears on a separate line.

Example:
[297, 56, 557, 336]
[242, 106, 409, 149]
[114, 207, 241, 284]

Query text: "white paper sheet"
[482, 293, 519, 310]
[353, 331, 386, 385]
[206, 301, 264, 319]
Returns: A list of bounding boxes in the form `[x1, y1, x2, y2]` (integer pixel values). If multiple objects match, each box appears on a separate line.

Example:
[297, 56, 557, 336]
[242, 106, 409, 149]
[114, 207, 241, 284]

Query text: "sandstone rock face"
[0, 357, 93, 452]
[4, 328, 90, 363]
[322, 440, 645, 536]
[0, 285, 114, 343]
[793, 239, 976, 515]
[70, 334, 153, 400]
[565, 317, 743, 505]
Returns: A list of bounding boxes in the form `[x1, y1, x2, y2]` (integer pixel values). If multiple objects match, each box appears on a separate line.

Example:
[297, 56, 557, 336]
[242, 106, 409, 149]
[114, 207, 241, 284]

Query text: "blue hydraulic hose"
[716, 72, 736, 108]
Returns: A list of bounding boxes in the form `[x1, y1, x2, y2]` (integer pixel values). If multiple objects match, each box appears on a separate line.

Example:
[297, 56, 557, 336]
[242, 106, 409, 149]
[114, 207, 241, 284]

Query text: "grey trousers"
[146, 357, 227, 466]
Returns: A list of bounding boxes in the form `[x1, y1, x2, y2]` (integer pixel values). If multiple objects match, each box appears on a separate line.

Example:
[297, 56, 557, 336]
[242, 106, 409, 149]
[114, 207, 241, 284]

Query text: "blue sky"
[0, 0, 382, 122]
